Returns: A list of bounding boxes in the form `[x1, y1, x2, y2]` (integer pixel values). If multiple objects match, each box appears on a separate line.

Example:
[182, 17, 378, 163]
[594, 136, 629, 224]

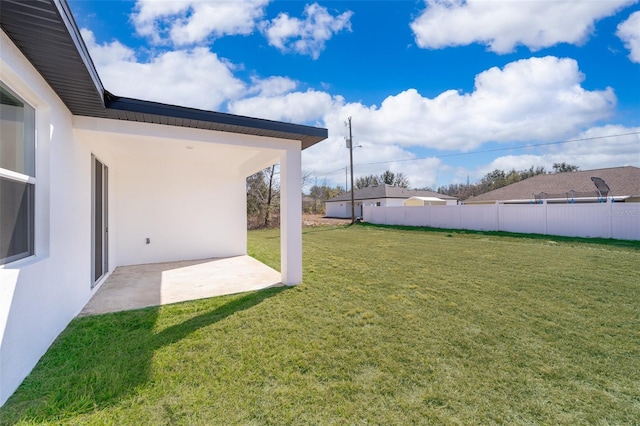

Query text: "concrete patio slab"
[80, 256, 282, 316]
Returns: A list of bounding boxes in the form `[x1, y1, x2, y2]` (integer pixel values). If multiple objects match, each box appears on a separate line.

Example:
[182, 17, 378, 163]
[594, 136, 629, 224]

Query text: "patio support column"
[279, 144, 302, 285]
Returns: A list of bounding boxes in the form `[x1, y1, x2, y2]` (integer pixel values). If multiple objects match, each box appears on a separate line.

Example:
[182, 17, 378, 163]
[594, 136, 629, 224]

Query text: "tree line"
[354, 171, 409, 189]
[437, 162, 579, 200]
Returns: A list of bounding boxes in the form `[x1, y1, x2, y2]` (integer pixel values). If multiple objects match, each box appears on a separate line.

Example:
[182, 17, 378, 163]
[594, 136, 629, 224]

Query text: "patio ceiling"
[74, 116, 286, 178]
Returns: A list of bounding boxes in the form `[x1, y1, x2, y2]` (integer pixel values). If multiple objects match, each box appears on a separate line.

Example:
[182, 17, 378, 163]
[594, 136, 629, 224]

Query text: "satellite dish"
[591, 177, 610, 197]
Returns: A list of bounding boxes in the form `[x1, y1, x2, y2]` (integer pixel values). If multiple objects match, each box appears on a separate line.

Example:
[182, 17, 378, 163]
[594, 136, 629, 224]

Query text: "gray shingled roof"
[327, 185, 457, 202]
[466, 166, 640, 202]
[0, 0, 327, 149]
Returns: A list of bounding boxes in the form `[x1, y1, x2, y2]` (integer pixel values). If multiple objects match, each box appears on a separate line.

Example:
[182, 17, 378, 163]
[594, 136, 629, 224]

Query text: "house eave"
[53, 0, 104, 103]
[0, 0, 107, 117]
[105, 96, 328, 149]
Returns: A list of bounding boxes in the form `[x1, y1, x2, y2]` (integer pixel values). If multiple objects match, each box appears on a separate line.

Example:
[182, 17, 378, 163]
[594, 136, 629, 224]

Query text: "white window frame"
[0, 81, 36, 265]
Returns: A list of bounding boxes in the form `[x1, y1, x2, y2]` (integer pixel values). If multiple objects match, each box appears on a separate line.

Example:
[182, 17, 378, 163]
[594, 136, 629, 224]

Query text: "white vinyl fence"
[363, 201, 640, 240]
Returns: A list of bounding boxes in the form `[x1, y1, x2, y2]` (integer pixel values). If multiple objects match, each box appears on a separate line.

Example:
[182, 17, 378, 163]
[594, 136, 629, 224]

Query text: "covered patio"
[0, 0, 328, 406]
[80, 256, 281, 316]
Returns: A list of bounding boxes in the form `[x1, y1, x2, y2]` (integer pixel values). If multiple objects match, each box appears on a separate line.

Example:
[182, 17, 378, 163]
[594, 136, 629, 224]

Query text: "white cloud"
[263, 3, 353, 59]
[132, 0, 269, 45]
[247, 76, 298, 97]
[479, 155, 548, 176]
[553, 125, 640, 168]
[229, 90, 339, 123]
[130, 1, 351, 56]
[617, 11, 640, 63]
[325, 56, 615, 152]
[410, 0, 637, 53]
[302, 138, 424, 188]
[82, 29, 245, 110]
[469, 125, 640, 182]
[388, 157, 446, 189]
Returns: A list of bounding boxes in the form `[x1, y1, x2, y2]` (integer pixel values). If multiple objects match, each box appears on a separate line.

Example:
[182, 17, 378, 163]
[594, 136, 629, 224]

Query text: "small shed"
[403, 196, 456, 206]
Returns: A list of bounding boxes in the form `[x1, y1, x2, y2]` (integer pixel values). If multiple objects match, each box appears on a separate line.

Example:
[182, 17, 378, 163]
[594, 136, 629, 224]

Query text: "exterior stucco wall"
[72, 117, 288, 267]
[325, 197, 405, 218]
[381, 198, 405, 207]
[0, 30, 98, 405]
[114, 156, 246, 266]
[325, 201, 350, 218]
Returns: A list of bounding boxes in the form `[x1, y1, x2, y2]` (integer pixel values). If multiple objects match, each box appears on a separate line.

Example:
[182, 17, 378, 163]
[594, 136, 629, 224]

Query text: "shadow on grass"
[0, 287, 287, 424]
[357, 222, 640, 249]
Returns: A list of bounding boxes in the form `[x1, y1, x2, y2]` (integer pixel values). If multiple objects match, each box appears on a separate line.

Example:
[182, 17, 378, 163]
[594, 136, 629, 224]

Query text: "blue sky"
[69, 0, 640, 190]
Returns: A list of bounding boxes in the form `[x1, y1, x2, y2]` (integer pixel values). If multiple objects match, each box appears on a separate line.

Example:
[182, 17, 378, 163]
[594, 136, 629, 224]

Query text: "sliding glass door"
[91, 155, 108, 287]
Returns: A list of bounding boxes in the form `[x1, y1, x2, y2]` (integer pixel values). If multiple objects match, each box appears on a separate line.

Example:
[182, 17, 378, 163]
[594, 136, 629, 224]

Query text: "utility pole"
[347, 117, 355, 223]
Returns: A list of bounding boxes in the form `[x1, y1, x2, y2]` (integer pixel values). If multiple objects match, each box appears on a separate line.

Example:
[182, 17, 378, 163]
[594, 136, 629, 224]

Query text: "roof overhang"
[0, 0, 327, 149]
[105, 96, 327, 149]
[1, 0, 107, 117]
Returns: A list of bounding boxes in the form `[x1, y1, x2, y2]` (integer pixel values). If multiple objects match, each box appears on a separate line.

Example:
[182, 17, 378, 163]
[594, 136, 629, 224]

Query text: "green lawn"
[2, 224, 639, 425]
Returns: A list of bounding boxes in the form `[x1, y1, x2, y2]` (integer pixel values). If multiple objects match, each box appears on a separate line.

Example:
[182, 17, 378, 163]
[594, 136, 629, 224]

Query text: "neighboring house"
[0, 0, 327, 406]
[465, 166, 640, 204]
[325, 185, 456, 218]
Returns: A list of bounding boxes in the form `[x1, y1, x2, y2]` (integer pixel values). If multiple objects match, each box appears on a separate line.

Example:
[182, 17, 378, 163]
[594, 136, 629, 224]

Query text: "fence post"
[608, 197, 613, 239]
[543, 200, 548, 235]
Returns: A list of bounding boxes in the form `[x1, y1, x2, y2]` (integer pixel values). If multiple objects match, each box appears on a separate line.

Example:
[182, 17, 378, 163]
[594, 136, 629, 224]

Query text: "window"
[1, 82, 35, 264]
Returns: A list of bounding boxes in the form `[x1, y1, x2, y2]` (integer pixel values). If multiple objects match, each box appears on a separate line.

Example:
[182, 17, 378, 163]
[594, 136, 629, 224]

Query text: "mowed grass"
[1, 224, 639, 425]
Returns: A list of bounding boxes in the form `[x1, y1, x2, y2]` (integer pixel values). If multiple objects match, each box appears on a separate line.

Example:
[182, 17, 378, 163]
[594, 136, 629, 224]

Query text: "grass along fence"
[364, 201, 640, 240]
[1, 225, 638, 424]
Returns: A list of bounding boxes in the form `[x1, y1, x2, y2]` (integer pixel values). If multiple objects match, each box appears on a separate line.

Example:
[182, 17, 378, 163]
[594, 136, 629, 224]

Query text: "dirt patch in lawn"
[302, 214, 351, 227]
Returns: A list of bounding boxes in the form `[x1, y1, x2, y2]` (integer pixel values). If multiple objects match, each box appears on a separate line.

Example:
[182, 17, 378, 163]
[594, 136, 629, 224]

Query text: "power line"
[314, 165, 350, 178]
[310, 131, 640, 178]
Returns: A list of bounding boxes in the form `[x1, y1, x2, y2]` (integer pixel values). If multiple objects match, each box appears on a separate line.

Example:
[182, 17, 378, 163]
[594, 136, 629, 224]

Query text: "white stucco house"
[325, 185, 457, 218]
[0, 0, 327, 406]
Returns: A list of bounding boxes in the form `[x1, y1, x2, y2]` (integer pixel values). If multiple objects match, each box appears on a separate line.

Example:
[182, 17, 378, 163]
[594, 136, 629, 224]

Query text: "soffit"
[0, 0, 107, 117]
[105, 96, 328, 149]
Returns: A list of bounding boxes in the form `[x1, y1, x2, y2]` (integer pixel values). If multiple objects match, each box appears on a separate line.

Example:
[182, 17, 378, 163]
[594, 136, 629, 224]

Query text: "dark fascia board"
[105, 96, 328, 149]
